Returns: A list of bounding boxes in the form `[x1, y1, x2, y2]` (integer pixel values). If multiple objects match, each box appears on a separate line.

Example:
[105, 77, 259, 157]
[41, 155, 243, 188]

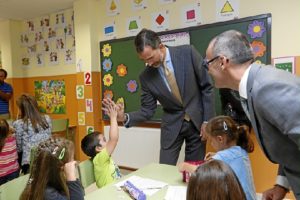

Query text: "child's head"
[187, 159, 246, 200]
[205, 115, 254, 152]
[21, 137, 74, 200]
[0, 119, 9, 152]
[81, 131, 106, 158]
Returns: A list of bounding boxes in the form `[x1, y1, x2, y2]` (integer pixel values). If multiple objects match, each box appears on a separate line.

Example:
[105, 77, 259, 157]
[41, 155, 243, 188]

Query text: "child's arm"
[105, 100, 119, 155]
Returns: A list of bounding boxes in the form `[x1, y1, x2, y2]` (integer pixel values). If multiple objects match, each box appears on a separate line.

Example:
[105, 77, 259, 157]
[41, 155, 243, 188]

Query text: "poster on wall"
[103, 22, 116, 39]
[151, 10, 170, 32]
[126, 16, 142, 36]
[273, 56, 295, 74]
[160, 32, 190, 46]
[34, 80, 66, 114]
[132, 0, 147, 10]
[106, 0, 120, 16]
[181, 2, 202, 27]
[216, 0, 239, 22]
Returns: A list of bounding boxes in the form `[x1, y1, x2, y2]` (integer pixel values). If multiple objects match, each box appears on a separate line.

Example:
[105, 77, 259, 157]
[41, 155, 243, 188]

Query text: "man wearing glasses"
[204, 30, 300, 200]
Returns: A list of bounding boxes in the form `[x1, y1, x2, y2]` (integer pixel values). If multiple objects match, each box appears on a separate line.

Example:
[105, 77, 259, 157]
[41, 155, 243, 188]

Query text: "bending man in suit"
[103, 28, 215, 165]
[204, 30, 300, 200]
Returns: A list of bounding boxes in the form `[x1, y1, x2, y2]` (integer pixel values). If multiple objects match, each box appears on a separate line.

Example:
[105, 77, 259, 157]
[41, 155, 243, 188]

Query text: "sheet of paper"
[164, 186, 187, 200]
[115, 175, 168, 196]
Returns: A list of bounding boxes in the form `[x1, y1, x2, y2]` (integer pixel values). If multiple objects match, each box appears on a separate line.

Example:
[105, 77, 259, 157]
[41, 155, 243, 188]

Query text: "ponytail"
[236, 125, 254, 153]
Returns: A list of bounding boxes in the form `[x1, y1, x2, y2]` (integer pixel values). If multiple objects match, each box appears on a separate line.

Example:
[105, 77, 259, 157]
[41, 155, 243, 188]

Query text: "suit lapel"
[169, 47, 185, 97]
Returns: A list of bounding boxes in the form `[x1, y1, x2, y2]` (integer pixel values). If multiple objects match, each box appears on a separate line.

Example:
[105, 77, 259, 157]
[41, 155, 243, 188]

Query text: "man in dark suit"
[103, 28, 215, 165]
[204, 30, 300, 200]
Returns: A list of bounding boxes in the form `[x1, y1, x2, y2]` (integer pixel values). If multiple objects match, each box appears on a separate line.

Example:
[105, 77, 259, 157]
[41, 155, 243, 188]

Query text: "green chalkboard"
[100, 14, 271, 121]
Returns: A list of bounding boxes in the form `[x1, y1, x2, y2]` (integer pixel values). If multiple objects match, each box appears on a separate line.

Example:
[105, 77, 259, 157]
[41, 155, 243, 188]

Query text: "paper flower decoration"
[116, 97, 124, 105]
[116, 64, 127, 77]
[127, 80, 138, 93]
[102, 58, 112, 72]
[247, 20, 266, 39]
[251, 40, 266, 57]
[103, 74, 113, 87]
[103, 90, 113, 99]
[101, 43, 112, 57]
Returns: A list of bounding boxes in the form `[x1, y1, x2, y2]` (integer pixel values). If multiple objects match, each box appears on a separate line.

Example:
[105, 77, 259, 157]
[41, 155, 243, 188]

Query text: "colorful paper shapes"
[102, 58, 112, 72]
[247, 20, 266, 39]
[251, 40, 266, 57]
[116, 97, 124, 105]
[104, 89, 114, 99]
[104, 26, 114, 34]
[116, 64, 127, 77]
[156, 14, 165, 25]
[127, 80, 138, 93]
[129, 20, 138, 30]
[103, 74, 113, 86]
[186, 10, 195, 20]
[101, 43, 112, 57]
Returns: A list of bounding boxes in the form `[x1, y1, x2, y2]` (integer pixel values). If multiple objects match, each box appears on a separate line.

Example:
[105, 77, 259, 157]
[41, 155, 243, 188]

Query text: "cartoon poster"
[34, 80, 66, 114]
[216, 0, 239, 22]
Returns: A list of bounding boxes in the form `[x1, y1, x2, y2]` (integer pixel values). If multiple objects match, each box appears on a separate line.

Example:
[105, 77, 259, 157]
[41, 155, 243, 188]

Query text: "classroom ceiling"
[0, 0, 76, 21]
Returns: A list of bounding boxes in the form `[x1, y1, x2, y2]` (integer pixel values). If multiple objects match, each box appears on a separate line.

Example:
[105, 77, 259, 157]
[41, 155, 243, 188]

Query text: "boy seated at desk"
[81, 100, 121, 188]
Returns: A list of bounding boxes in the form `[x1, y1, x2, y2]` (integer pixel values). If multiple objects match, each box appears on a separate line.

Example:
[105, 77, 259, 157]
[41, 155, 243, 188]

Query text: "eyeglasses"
[202, 56, 220, 70]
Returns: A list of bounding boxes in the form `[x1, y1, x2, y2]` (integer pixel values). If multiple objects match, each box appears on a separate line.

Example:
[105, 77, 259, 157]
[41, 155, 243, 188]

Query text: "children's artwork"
[27, 44, 37, 55]
[160, 32, 190, 46]
[20, 33, 30, 46]
[64, 23, 74, 36]
[86, 99, 93, 112]
[27, 20, 35, 32]
[251, 40, 266, 57]
[151, 10, 170, 32]
[126, 16, 142, 36]
[34, 80, 66, 114]
[47, 27, 57, 39]
[103, 74, 113, 87]
[49, 51, 59, 65]
[43, 40, 50, 52]
[21, 56, 30, 67]
[127, 80, 138, 93]
[36, 53, 44, 67]
[181, 2, 202, 27]
[65, 48, 75, 64]
[76, 85, 84, 99]
[55, 37, 65, 50]
[84, 72, 92, 85]
[273, 57, 295, 74]
[106, 0, 120, 16]
[247, 20, 266, 39]
[86, 126, 94, 134]
[102, 58, 113, 72]
[132, 0, 147, 10]
[55, 13, 66, 28]
[116, 64, 127, 77]
[104, 23, 116, 39]
[40, 16, 50, 30]
[78, 112, 85, 125]
[216, 0, 239, 22]
[101, 43, 112, 57]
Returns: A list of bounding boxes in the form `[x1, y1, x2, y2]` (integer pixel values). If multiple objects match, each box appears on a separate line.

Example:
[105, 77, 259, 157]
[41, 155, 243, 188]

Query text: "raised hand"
[102, 98, 125, 122]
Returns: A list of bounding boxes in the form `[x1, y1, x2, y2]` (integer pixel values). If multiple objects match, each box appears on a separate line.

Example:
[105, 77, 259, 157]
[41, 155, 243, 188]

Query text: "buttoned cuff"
[276, 175, 290, 190]
[123, 113, 130, 127]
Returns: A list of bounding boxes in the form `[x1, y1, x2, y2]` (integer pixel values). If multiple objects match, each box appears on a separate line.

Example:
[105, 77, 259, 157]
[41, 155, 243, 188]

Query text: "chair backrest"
[0, 174, 29, 200]
[52, 118, 69, 138]
[78, 159, 96, 188]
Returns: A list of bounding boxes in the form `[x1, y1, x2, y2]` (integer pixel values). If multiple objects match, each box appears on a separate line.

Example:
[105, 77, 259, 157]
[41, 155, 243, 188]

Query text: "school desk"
[84, 163, 186, 200]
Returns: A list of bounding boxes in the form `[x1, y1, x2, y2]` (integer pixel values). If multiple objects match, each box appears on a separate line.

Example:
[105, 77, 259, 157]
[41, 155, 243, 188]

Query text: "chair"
[0, 174, 29, 200]
[78, 159, 96, 188]
[52, 118, 69, 139]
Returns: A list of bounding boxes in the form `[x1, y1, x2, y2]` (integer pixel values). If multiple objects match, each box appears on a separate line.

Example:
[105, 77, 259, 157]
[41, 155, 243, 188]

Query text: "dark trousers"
[159, 120, 206, 165]
[0, 170, 20, 185]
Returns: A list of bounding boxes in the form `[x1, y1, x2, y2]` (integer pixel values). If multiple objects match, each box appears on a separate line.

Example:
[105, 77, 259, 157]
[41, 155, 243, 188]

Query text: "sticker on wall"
[86, 126, 94, 134]
[76, 85, 84, 99]
[106, 0, 120, 16]
[181, 2, 202, 27]
[251, 40, 266, 57]
[116, 64, 127, 77]
[102, 58, 113, 72]
[132, 0, 147, 10]
[78, 112, 86, 126]
[84, 72, 92, 85]
[126, 16, 142, 36]
[104, 90, 114, 99]
[127, 80, 138, 93]
[151, 10, 170, 32]
[216, 0, 239, 22]
[101, 43, 112, 57]
[104, 22, 116, 39]
[103, 74, 113, 87]
[247, 20, 266, 39]
[273, 57, 295, 74]
[86, 99, 93, 112]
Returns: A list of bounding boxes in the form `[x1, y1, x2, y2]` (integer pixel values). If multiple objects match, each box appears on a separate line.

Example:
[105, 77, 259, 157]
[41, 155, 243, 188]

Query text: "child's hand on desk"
[204, 152, 216, 161]
[178, 162, 197, 173]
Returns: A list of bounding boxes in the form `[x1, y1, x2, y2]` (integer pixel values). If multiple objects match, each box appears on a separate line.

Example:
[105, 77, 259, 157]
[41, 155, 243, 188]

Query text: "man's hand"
[262, 185, 288, 200]
[102, 98, 125, 122]
[200, 122, 208, 141]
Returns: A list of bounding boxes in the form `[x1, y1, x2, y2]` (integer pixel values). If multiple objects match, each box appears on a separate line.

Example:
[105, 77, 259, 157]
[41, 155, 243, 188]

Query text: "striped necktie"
[163, 61, 182, 104]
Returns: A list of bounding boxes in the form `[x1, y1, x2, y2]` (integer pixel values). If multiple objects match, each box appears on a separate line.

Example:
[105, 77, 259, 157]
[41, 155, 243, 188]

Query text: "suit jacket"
[247, 63, 300, 197]
[127, 45, 215, 149]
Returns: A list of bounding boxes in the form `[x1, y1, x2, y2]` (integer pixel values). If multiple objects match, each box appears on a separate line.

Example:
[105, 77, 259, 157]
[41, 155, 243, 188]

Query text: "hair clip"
[223, 121, 228, 131]
[52, 146, 59, 155]
[58, 147, 65, 160]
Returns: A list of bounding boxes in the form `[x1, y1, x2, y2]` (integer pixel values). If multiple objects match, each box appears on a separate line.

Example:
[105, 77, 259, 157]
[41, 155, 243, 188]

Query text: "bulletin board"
[100, 13, 271, 121]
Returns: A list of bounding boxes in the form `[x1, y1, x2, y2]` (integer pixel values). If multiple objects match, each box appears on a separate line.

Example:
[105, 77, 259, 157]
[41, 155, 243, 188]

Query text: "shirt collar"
[239, 64, 252, 99]
[165, 47, 171, 64]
